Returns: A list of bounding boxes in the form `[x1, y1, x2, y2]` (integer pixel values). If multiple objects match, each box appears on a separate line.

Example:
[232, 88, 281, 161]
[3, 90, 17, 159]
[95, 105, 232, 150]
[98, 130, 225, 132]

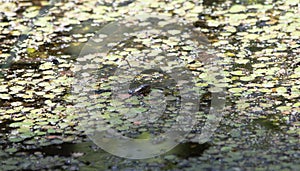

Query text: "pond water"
[0, 0, 299, 170]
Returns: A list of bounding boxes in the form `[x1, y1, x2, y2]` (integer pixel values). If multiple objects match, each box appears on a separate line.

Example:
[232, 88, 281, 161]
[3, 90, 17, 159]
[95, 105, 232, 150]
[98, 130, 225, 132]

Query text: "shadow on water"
[0, 120, 20, 148]
[203, 0, 226, 6]
[18, 141, 97, 157]
[251, 117, 281, 131]
[97, 0, 136, 7]
[0, 120, 14, 134]
[202, 0, 266, 6]
[17, 140, 210, 160]
[165, 142, 211, 158]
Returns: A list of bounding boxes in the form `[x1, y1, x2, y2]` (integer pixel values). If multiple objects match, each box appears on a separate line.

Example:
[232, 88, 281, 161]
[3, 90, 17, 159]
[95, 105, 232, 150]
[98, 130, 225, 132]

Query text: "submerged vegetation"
[0, 0, 299, 170]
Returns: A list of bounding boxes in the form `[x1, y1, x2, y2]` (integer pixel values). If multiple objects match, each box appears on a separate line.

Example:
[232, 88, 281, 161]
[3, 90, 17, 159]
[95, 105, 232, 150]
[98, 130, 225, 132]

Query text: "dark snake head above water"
[128, 84, 151, 96]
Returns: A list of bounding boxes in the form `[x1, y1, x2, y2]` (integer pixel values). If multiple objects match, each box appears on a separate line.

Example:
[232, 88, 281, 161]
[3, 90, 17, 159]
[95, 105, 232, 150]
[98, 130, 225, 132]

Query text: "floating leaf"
[9, 86, 24, 92]
[229, 5, 246, 13]
[0, 93, 10, 100]
[276, 106, 292, 112]
[228, 87, 244, 93]
[230, 70, 244, 76]
[235, 59, 249, 64]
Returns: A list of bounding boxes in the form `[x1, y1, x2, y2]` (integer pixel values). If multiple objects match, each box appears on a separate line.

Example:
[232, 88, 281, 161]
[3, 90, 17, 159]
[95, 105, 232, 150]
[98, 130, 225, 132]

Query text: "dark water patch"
[166, 142, 211, 158]
[236, 23, 251, 32]
[251, 116, 281, 131]
[94, 89, 111, 94]
[97, 0, 136, 7]
[38, 41, 85, 59]
[0, 120, 15, 134]
[0, 120, 16, 149]
[18, 141, 96, 157]
[203, 0, 227, 6]
[256, 20, 270, 28]
[245, 41, 272, 53]
[95, 64, 118, 80]
[0, 12, 10, 22]
[8, 61, 41, 70]
[76, 142, 211, 170]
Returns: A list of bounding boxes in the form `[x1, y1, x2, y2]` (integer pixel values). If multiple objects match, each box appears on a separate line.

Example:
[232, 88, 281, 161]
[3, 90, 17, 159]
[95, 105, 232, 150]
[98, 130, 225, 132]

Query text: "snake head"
[128, 84, 151, 96]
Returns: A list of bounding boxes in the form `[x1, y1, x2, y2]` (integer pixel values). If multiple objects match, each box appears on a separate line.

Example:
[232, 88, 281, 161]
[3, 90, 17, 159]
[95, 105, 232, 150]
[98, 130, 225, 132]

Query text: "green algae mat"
[0, 0, 299, 170]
